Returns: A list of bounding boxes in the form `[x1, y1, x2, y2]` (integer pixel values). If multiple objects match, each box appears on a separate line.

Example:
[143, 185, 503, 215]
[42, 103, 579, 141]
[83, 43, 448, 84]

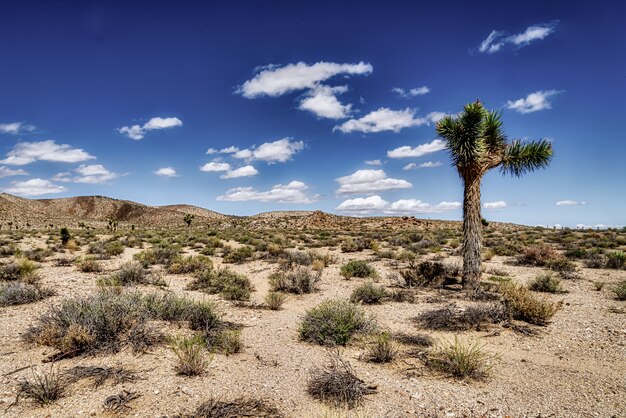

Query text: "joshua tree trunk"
[462, 174, 483, 291]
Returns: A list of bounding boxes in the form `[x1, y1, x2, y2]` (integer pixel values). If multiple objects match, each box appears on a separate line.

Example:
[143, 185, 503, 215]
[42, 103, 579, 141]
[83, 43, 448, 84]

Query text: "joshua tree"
[436, 101, 552, 291]
[60, 227, 71, 246]
[184, 213, 194, 229]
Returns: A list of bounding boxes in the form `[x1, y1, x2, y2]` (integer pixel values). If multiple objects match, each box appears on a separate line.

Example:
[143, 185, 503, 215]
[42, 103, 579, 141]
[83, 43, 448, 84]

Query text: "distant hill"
[0, 193, 523, 231]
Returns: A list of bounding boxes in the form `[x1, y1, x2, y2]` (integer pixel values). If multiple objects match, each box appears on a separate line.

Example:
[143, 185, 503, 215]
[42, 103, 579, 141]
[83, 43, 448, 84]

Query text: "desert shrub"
[185, 301, 222, 334]
[517, 245, 564, 267]
[307, 353, 375, 408]
[340, 260, 376, 279]
[134, 244, 181, 266]
[614, 280, 626, 300]
[341, 238, 372, 253]
[281, 249, 312, 267]
[529, 273, 563, 293]
[207, 328, 242, 355]
[499, 283, 561, 325]
[0, 243, 17, 257]
[606, 251, 626, 269]
[426, 336, 496, 379]
[0, 258, 39, 282]
[364, 331, 397, 363]
[269, 267, 320, 294]
[77, 257, 103, 273]
[584, 253, 606, 269]
[189, 268, 253, 301]
[0, 282, 54, 306]
[168, 255, 213, 274]
[105, 240, 125, 256]
[60, 228, 71, 246]
[309, 251, 336, 267]
[103, 390, 140, 413]
[23, 247, 51, 261]
[350, 281, 387, 304]
[388, 288, 416, 303]
[223, 246, 254, 264]
[547, 259, 577, 276]
[299, 299, 373, 346]
[400, 260, 456, 287]
[16, 366, 64, 406]
[103, 261, 148, 286]
[415, 303, 506, 331]
[64, 365, 139, 388]
[593, 281, 605, 291]
[393, 332, 434, 347]
[189, 397, 284, 417]
[171, 335, 210, 376]
[264, 291, 287, 310]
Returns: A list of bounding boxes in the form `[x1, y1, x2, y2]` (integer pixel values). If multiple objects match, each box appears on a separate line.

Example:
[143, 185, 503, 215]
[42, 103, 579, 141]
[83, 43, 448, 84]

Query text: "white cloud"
[118, 116, 182, 140]
[299, 85, 352, 119]
[335, 108, 444, 134]
[506, 90, 561, 114]
[237, 61, 372, 98]
[484, 201, 507, 209]
[392, 86, 430, 98]
[217, 180, 317, 203]
[221, 138, 304, 163]
[206, 148, 218, 154]
[0, 166, 28, 178]
[0, 121, 36, 135]
[387, 139, 446, 158]
[3, 178, 67, 196]
[479, 21, 558, 54]
[556, 200, 588, 206]
[220, 165, 259, 179]
[0, 140, 95, 165]
[200, 162, 231, 172]
[335, 169, 412, 194]
[154, 167, 179, 177]
[336, 195, 461, 215]
[403, 163, 417, 171]
[52, 164, 118, 184]
[364, 159, 382, 166]
[403, 161, 442, 170]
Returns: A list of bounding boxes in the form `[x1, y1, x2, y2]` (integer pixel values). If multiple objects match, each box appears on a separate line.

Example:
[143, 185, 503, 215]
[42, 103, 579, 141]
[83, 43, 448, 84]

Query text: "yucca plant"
[436, 101, 553, 291]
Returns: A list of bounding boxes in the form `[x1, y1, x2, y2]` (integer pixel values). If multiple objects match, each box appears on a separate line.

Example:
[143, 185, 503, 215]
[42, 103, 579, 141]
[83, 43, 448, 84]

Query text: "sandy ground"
[1, 242, 625, 417]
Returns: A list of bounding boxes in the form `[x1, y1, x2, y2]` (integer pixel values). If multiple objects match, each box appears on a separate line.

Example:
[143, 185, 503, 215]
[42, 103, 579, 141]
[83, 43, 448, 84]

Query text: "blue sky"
[1, 0, 624, 227]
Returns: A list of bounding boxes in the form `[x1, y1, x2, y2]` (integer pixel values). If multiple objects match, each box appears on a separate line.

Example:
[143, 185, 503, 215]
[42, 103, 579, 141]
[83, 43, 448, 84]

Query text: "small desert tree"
[184, 213, 194, 229]
[436, 101, 552, 291]
[60, 227, 71, 246]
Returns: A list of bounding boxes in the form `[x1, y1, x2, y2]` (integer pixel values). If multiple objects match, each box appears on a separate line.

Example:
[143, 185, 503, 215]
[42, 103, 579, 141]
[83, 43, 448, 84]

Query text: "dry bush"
[0, 258, 39, 282]
[64, 365, 139, 388]
[186, 397, 284, 417]
[77, 256, 103, 273]
[206, 328, 242, 355]
[388, 288, 416, 303]
[399, 260, 457, 287]
[426, 336, 497, 379]
[188, 267, 253, 301]
[415, 303, 506, 331]
[102, 390, 140, 413]
[299, 299, 374, 346]
[350, 281, 388, 304]
[134, 245, 181, 266]
[393, 332, 434, 347]
[529, 273, 563, 293]
[168, 255, 213, 274]
[269, 267, 320, 294]
[16, 366, 64, 406]
[614, 280, 626, 300]
[517, 245, 564, 267]
[171, 335, 210, 376]
[264, 291, 287, 310]
[0, 282, 54, 306]
[340, 260, 377, 279]
[307, 352, 376, 408]
[499, 283, 561, 325]
[363, 332, 398, 363]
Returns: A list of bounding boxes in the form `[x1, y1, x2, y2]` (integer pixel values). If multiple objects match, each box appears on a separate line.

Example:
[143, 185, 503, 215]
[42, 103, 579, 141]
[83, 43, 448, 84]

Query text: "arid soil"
[1, 234, 624, 417]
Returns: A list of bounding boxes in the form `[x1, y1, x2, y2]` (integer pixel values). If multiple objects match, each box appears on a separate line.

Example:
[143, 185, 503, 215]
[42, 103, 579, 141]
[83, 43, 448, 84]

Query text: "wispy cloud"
[336, 195, 461, 215]
[0, 166, 28, 178]
[3, 178, 67, 196]
[403, 161, 442, 170]
[299, 85, 352, 119]
[479, 21, 558, 54]
[335, 108, 445, 134]
[364, 159, 382, 166]
[237, 61, 372, 98]
[556, 200, 588, 206]
[335, 169, 412, 194]
[392, 86, 430, 98]
[217, 180, 317, 203]
[118, 116, 182, 140]
[387, 139, 446, 158]
[200, 162, 231, 172]
[484, 201, 507, 209]
[218, 138, 304, 163]
[0, 121, 36, 135]
[53, 164, 118, 184]
[220, 165, 258, 179]
[154, 167, 179, 177]
[0, 140, 95, 165]
[506, 90, 561, 113]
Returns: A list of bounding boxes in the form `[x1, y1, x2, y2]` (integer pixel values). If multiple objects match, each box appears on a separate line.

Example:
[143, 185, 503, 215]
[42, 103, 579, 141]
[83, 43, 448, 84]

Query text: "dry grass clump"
[350, 281, 388, 304]
[363, 332, 398, 363]
[171, 335, 211, 376]
[307, 353, 376, 408]
[399, 260, 457, 287]
[269, 267, 320, 294]
[134, 244, 181, 266]
[16, 366, 64, 406]
[415, 303, 506, 331]
[299, 299, 374, 346]
[613, 280, 626, 300]
[188, 267, 253, 301]
[426, 336, 497, 379]
[168, 255, 213, 274]
[529, 273, 563, 293]
[206, 328, 243, 355]
[393, 332, 434, 347]
[340, 260, 377, 279]
[0, 258, 39, 282]
[0, 282, 54, 306]
[517, 244, 564, 267]
[76, 256, 103, 273]
[264, 291, 287, 310]
[186, 397, 284, 417]
[499, 282, 561, 325]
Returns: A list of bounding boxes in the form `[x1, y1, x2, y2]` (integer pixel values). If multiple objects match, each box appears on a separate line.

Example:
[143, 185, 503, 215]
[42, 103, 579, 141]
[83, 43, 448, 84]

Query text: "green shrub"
[426, 336, 497, 379]
[188, 268, 253, 301]
[529, 273, 563, 293]
[105, 240, 125, 256]
[269, 267, 320, 294]
[264, 291, 287, 310]
[340, 260, 376, 279]
[167, 255, 213, 274]
[299, 299, 373, 346]
[350, 281, 387, 304]
[223, 246, 253, 264]
[77, 257, 103, 273]
[170, 335, 210, 376]
[614, 280, 626, 300]
[0, 258, 39, 282]
[606, 251, 626, 269]
[60, 228, 71, 246]
[364, 331, 397, 363]
[0, 282, 54, 306]
[499, 283, 561, 325]
[134, 245, 181, 266]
